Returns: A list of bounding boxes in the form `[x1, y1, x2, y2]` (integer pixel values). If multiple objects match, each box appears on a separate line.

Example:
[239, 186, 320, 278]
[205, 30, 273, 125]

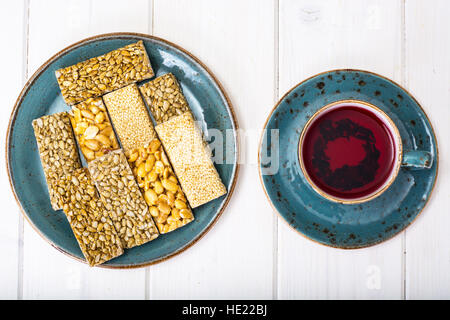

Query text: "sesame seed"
[103, 84, 157, 153]
[156, 112, 227, 208]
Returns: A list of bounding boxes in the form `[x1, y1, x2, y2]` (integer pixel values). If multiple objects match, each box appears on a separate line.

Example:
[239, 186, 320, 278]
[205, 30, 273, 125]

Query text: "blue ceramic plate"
[259, 69, 437, 248]
[7, 33, 238, 268]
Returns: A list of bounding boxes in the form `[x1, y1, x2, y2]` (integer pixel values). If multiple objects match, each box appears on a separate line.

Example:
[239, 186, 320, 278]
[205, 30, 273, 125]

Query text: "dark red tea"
[301, 104, 396, 200]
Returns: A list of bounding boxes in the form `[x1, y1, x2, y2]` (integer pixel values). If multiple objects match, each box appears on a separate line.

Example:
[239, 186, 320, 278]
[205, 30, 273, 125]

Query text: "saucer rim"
[258, 68, 439, 249]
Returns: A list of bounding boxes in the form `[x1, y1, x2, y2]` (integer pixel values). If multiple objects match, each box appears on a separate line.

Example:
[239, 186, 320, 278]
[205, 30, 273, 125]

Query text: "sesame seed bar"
[56, 41, 154, 105]
[126, 139, 194, 234]
[32, 112, 82, 210]
[103, 84, 157, 153]
[155, 112, 227, 208]
[69, 97, 120, 162]
[88, 150, 159, 248]
[139, 73, 190, 124]
[53, 168, 124, 266]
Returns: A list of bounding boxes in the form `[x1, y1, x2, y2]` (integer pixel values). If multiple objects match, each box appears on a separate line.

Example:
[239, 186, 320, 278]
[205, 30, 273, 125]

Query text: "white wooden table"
[0, 0, 449, 300]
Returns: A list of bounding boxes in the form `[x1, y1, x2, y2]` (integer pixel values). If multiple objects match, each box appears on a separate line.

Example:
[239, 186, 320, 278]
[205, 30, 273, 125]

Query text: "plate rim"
[6, 32, 240, 268]
[258, 68, 439, 249]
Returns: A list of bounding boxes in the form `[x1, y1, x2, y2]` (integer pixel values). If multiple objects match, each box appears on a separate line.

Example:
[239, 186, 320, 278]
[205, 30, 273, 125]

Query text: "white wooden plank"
[278, 0, 403, 299]
[23, 227, 146, 299]
[150, 0, 275, 299]
[0, 0, 26, 299]
[90, 0, 152, 35]
[404, 0, 450, 299]
[23, 0, 151, 299]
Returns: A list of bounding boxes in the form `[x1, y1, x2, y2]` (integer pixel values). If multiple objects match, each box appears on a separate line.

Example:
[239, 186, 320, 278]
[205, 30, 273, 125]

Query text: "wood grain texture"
[150, 0, 276, 299]
[277, 0, 404, 299]
[404, 0, 450, 299]
[0, 0, 25, 299]
[22, 0, 151, 299]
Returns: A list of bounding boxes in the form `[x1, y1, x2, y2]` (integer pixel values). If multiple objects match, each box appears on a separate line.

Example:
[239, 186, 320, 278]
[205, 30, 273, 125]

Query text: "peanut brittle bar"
[32, 112, 81, 210]
[56, 41, 154, 105]
[126, 139, 194, 234]
[88, 150, 159, 248]
[155, 112, 227, 208]
[103, 84, 157, 153]
[69, 97, 120, 162]
[54, 168, 123, 266]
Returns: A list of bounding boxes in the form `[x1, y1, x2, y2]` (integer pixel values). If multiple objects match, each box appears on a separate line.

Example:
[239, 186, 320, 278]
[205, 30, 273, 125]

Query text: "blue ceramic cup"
[298, 99, 433, 204]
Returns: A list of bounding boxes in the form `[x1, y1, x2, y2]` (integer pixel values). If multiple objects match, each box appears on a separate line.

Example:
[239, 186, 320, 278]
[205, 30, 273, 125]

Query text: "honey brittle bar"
[155, 112, 227, 208]
[69, 97, 120, 162]
[88, 150, 159, 248]
[56, 41, 154, 105]
[32, 112, 81, 210]
[54, 168, 124, 266]
[139, 73, 190, 124]
[103, 84, 157, 153]
[126, 139, 194, 234]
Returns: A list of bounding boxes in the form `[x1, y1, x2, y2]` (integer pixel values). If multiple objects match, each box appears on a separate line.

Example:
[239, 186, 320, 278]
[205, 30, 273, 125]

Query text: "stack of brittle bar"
[32, 41, 226, 266]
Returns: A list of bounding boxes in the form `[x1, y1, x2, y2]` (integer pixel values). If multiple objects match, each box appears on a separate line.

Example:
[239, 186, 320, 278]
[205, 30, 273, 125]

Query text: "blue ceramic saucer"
[7, 33, 238, 268]
[259, 69, 438, 248]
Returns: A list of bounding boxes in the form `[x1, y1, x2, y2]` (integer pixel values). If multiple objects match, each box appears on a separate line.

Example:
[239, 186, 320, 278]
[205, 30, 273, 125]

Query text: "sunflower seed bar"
[88, 150, 159, 248]
[56, 41, 154, 105]
[103, 84, 157, 153]
[69, 97, 120, 162]
[126, 139, 194, 234]
[139, 73, 190, 124]
[155, 112, 227, 208]
[32, 112, 81, 210]
[54, 168, 123, 266]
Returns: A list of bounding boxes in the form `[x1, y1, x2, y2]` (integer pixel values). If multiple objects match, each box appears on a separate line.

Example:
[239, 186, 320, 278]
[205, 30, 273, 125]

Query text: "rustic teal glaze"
[7, 33, 238, 267]
[402, 150, 433, 169]
[259, 69, 437, 248]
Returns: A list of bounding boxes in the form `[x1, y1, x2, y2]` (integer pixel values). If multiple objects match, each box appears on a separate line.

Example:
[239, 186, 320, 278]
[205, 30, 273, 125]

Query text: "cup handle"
[402, 150, 433, 169]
